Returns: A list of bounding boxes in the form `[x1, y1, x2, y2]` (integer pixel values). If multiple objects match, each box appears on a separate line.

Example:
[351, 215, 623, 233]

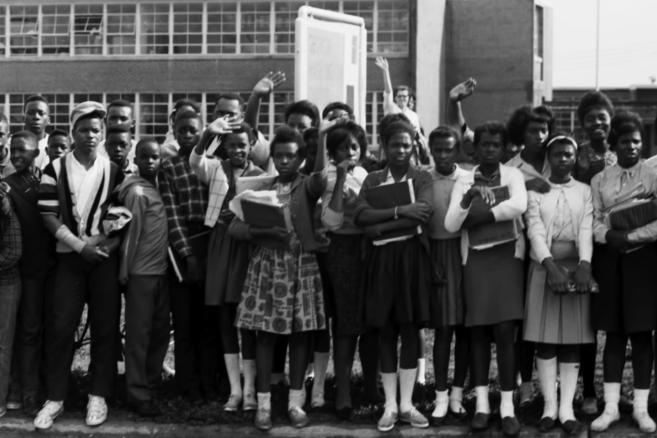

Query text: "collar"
[431, 165, 460, 180]
[473, 164, 501, 184]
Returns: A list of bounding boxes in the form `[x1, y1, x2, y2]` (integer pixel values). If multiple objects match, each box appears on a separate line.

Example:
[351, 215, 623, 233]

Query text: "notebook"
[468, 185, 519, 250]
[362, 179, 422, 245]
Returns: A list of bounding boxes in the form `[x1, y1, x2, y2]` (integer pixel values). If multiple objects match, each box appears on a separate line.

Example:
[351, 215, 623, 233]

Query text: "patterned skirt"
[235, 235, 326, 334]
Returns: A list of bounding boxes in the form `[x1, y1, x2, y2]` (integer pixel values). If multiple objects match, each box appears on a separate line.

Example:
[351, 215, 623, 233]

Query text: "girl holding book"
[229, 126, 342, 430]
[522, 134, 595, 435]
[354, 120, 434, 433]
[318, 120, 380, 419]
[589, 112, 657, 433]
[189, 120, 266, 412]
[426, 126, 470, 423]
[444, 122, 527, 437]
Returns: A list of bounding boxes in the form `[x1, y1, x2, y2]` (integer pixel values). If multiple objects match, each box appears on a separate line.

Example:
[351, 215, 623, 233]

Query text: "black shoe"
[431, 414, 446, 427]
[130, 400, 161, 417]
[538, 416, 556, 433]
[502, 416, 521, 437]
[561, 419, 585, 435]
[22, 397, 40, 417]
[471, 412, 490, 430]
[336, 406, 352, 421]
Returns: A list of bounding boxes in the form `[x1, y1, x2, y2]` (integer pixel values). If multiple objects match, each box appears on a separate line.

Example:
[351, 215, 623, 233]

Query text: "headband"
[545, 135, 578, 150]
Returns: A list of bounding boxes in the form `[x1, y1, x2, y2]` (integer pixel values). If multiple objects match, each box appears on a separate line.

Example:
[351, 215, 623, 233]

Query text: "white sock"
[224, 354, 243, 397]
[432, 390, 448, 418]
[257, 392, 271, 411]
[417, 358, 426, 384]
[475, 385, 490, 414]
[558, 362, 579, 423]
[288, 389, 305, 411]
[311, 352, 329, 399]
[500, 390, 515, 418]
[602, 382, 620, 414]
[536, 357, 557, 419]
[243, 359, 256, 396]
[449, 386, 465, 413]
[381, 372, 398, 413]
[398, 368, 417, 412]
[634, 388, 650, 414]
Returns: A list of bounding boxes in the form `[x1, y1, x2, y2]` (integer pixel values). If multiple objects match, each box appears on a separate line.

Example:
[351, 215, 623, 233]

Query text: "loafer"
[471, 412, 490, 431]
[561, 419, 585, 435]
[34, 400, 64, 431]
[336, 406, 352, 421]
[538, 416, 556, 432]
[501, 416, 521, 437]
[242, 393, 257, 412]
[377, 410, 398, 432]
[23, 397, 40, 417]
[85, 395, 108, 427]
[399, 406, 429, 428]
[430, 414, 446, 426]
[130, 400, 161, 417]
[223, 394, 242, 412]
[288, 406, 309, 428]
[254, 408, 272, 431]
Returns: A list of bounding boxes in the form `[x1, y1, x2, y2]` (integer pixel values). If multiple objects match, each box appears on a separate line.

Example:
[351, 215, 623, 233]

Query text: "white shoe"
[34, 400, 64, 430]
[591, 409, 620, 432]
[85, 395, 108, 427]
[633, 411, 657, 433]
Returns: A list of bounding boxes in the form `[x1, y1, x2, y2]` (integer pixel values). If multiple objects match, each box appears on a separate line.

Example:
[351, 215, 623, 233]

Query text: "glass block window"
[139, 93, 169, 143]
[376, 0, 408, 54]
[74, 4, 103, 55]
[207, 2, 237, 54]
[106, 4, 136, 55]
[140, 3, 169, 55]
[42, 5, 71, 55]
[274, 1, 304, 54]
[173, 3, 203, 54]
[9, 6, 38, 55]
[240, 2, 270, 54]
[342, 1, 373, 52]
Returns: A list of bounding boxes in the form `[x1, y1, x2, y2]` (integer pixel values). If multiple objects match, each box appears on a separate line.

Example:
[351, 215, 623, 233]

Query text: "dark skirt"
[324, 233, 365, 335]
[362, 237, 434, 328]
[463, 240, 524, 327]
[205, 222, 252, 306]
[591, 242, 657, 334]
[429, 237, 464, 327]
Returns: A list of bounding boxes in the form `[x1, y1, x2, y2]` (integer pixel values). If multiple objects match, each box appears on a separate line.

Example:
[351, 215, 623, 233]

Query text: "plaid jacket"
[157, 154, 209, 259]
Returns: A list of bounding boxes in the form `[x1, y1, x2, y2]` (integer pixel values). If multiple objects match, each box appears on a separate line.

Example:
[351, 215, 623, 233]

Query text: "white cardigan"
[524, 179, 593, 264]
[444, 164, 527, 264]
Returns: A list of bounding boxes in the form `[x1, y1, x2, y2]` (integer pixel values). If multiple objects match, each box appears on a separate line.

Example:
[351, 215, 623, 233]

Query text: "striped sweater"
[38, 152, 119, 253]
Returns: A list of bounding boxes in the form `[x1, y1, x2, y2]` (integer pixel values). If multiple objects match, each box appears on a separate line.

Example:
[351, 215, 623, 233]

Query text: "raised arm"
[190, 117, 233, 183]
[244, 71, 286, 132]
[375, 56, 399, 115]
[447, 78, 476, 130]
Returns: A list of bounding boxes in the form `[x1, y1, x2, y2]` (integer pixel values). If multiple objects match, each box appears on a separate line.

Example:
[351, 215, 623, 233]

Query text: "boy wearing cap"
[35, 102, 122, 430]
[117, 138, 169, 417]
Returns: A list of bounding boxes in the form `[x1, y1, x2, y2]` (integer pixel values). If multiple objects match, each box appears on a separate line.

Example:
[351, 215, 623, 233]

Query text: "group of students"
[0, 69, 655, 436]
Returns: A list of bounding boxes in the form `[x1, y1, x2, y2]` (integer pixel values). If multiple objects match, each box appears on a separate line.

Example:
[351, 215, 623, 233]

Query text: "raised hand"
[374, 56, 389, 72]
[449, 77, 477, 102]
[252, 71, 287, 96]
[206, 117, 235, 136]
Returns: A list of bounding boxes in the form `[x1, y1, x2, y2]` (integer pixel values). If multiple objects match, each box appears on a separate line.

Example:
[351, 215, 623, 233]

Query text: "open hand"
[449, 77, 477, 102]
[463, 185, 496, 207]
[374, 56, 389, 72]
[252, 71, 286, 96]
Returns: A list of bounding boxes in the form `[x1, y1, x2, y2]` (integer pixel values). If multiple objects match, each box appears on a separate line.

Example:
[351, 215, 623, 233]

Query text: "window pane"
[140, 4, 169, 54]
[74, 93, 103, 104]
[74, 4, 103, 55]
[343, 1, 373, 52]
[376, 0, 408, 53]
[308, 1, 340, 12]
[9, 94, 32, 132]
[274, 1, 304, 54]
[0, 7, 5, 55]
[107, 4, 136, 55]
[41, 93, 71, 131]
[240, 2, 270, 54]
[173, 3, 203, 54]
[140, 93, 169, 143]
[42, 5, 71, 55]
[207, 2, 237, 54]
[9, 6, 38, 55]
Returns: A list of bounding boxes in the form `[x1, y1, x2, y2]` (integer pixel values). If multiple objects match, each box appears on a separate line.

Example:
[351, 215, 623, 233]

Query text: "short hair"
[380, 120, 415, 145]
[107, 99, 134, 112]
[321, 102, 354, 120]
[174, 109, 202, 126]
[428, 126, 461, 150]
[106, 125, 132, 138]
[10, 130, 38, 147]
[270, 125, 307, 159]
[506, 105, 554, 146]
[577, 91, 614, 125]
[214, 93, 244, 108]
[24, 94, 49, 111]
[394, 85, 412, 97]
[378, 112, 411, 136]
[171, 98, 201, 120]
[224, 121, 256, 145]
[608, 111, 643, 148]
[474, 121, 508, 146]
[325, 120, 368, 159]
[135, 137, 160, 155]
[48, 128, 69, 140]
[284, 100, 320, 128]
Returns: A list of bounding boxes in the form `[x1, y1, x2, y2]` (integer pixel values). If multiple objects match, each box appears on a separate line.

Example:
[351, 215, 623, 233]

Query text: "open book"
[468, 185, 519, 250]
[362, 179, 422, 246]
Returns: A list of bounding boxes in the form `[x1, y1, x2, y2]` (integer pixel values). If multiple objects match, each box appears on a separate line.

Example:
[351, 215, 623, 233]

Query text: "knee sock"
[243, 359, 256, 396]
[381, 372, 398, 413]
[536, 357, 557, 419]
[558, 362, 579, 423]
[398, 368, 417, 412]
[224, 354, 242, 397]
